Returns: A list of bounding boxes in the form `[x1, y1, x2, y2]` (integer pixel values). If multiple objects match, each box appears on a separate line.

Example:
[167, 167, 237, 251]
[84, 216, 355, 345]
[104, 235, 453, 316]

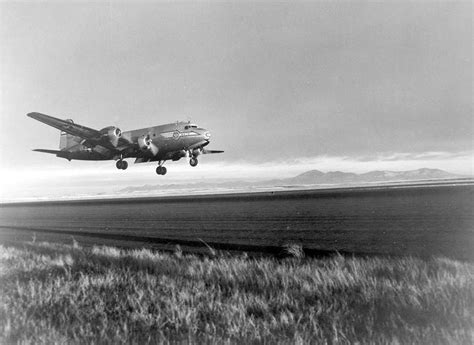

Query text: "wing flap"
[134, 157, 150, 164]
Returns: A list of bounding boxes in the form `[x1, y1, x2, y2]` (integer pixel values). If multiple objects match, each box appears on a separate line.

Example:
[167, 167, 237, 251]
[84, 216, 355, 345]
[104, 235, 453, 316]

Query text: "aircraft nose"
[204, 130, 211, 139]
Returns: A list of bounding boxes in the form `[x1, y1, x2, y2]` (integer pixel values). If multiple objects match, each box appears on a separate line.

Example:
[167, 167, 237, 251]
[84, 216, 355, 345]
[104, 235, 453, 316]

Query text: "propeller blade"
[149, 142, 159, 156]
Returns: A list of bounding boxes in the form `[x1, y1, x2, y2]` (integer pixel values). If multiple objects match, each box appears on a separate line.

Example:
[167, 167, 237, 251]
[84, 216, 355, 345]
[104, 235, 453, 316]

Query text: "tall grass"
[0, 242, 472, 344]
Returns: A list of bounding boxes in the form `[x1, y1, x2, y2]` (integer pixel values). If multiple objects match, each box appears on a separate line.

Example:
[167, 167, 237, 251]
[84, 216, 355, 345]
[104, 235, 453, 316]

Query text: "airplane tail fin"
[59, 119, 81, 150]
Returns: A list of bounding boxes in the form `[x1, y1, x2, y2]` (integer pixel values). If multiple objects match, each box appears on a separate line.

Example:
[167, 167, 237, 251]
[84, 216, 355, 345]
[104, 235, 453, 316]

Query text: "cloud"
[290, 151, 473, 175]
[0, 150, 471, 201]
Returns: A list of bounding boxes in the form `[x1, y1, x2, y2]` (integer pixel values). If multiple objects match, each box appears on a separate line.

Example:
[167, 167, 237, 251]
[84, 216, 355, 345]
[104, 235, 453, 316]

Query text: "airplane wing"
[202, 149, 224, 154]
[28, 112, 101, 139]
[27, 112, 129, 151]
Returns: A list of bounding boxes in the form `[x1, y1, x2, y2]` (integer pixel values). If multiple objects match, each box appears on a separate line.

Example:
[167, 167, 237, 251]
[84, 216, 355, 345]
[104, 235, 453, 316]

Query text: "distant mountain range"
[271, 168, 459, 185]
[119, 168, 464, 194]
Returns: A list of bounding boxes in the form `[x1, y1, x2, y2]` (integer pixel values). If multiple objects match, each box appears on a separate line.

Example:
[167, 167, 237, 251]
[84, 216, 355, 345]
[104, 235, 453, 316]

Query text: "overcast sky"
[0, 1, 472, 200]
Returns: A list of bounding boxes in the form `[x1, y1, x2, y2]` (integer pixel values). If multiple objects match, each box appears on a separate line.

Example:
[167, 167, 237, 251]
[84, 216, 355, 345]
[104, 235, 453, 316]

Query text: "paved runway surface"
[1, 184, 472, 260]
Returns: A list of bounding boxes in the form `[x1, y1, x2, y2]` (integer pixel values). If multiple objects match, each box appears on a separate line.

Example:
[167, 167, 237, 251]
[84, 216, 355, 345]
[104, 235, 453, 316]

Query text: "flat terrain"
[1, 185, 472, 343]
[1, 184, 473, 260]
[1, 241, 473, 344]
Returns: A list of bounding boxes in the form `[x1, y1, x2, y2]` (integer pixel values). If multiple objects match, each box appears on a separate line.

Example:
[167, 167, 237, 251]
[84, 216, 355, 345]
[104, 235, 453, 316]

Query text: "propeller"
[138, 134, 159, 156]
[146, 135, 159, 156]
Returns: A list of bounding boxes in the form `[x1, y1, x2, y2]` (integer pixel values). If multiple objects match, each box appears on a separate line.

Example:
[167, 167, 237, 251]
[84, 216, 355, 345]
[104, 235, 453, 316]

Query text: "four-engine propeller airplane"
[27, 112, 223, 175]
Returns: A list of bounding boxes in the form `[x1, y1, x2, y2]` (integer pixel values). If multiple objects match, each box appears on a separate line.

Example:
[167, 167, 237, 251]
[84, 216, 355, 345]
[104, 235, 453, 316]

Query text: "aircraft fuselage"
[28, 112, 222, 175]
[61, 122, 211, 162]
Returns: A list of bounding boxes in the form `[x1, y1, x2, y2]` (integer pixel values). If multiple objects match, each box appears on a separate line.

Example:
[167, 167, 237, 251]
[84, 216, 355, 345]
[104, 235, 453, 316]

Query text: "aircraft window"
[185, 125, 198, 130]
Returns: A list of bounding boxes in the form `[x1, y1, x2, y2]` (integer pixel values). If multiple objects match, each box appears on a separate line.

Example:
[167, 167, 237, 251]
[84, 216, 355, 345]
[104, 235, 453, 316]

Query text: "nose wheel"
[116, 160, 128, 170]
[189, 157, 198, 167]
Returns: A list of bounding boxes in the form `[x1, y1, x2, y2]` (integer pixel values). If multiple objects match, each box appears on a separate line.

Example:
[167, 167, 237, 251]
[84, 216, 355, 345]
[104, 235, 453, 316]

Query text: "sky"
[0, 1, 472, 200]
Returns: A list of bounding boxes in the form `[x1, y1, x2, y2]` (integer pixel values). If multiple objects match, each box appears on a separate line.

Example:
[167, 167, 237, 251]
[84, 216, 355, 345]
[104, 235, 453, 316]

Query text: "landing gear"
[156, 161, 167, 175]
[116, 160, 128, 170]
[189, 157, 198, 167]
[156, 166, 167, 175]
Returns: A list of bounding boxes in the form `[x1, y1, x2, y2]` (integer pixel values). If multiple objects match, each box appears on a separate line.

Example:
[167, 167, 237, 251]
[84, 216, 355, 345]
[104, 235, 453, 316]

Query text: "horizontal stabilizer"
[33, 149, 62, 155]
[33, 149, 71, 160]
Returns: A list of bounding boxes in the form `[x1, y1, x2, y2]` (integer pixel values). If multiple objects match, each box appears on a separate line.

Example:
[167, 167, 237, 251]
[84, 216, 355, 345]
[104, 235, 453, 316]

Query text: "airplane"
[27, 112, 223, 175]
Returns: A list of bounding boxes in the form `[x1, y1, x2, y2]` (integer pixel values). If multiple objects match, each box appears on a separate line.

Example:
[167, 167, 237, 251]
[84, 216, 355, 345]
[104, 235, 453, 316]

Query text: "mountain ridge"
[285, 168, 458, 184]
[119, 168, 465, 193]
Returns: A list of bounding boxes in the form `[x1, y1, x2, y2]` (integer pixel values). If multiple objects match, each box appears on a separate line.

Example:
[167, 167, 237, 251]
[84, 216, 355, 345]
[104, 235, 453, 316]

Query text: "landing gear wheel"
[190, 157, 198, 167]
[156, 166, 167, 175]
[116, 160, 128, 170]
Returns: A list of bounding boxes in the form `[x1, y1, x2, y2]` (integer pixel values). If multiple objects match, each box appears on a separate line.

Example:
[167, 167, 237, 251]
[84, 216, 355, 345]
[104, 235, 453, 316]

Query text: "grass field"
[0, 241, 473, 344]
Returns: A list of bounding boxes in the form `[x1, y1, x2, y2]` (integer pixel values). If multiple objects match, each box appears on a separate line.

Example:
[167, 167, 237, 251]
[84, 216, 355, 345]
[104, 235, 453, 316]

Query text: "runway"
[1, 184, 473, 260]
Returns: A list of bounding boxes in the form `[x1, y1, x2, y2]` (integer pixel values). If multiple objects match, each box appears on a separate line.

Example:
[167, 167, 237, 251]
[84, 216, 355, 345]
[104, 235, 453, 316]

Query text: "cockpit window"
[184, 124, 198, 130]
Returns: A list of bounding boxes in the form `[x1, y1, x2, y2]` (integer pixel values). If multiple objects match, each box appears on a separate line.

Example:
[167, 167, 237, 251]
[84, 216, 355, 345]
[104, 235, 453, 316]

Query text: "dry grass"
[0, 241, 473, 344]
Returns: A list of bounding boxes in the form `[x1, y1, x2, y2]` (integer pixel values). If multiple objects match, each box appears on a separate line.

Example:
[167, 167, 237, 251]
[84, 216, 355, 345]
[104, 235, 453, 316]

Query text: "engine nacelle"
[137, 134, 152, 152]
[137, 134, 159, 156]
[100, 126, 122, 147]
